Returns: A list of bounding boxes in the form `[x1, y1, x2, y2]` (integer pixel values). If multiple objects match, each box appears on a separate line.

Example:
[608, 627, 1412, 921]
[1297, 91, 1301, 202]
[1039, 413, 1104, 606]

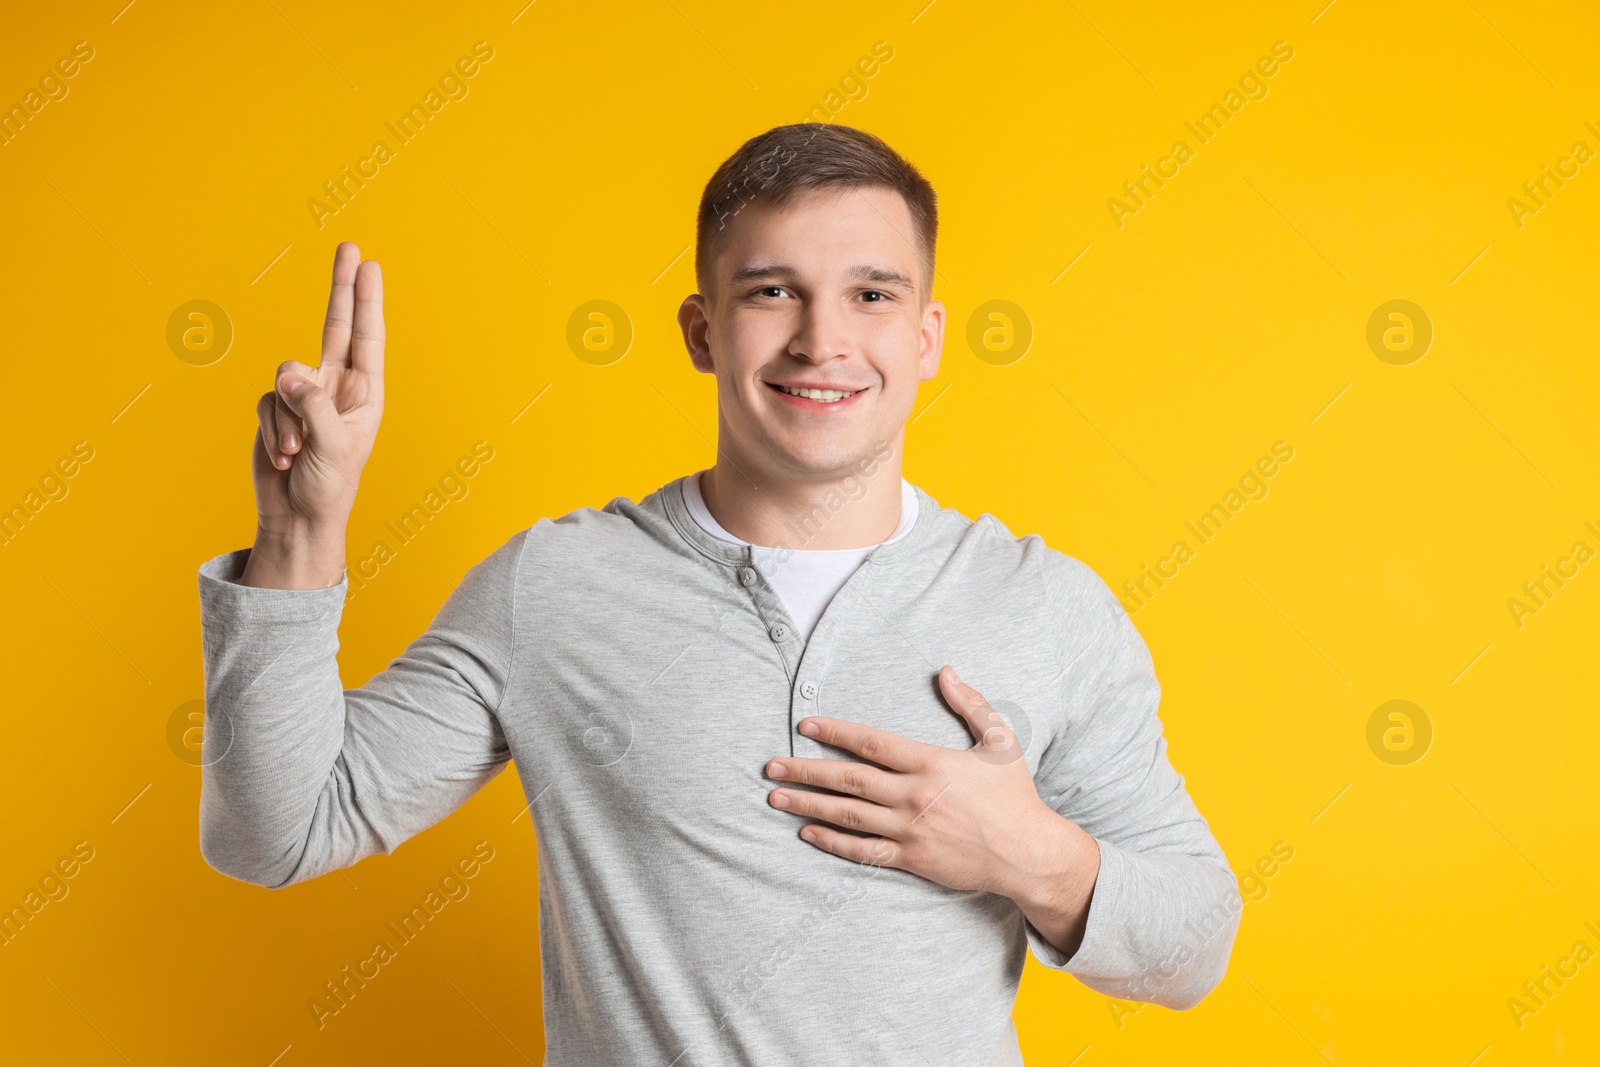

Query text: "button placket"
[732, 549, 801, 684]
[787, 558, 883, 759]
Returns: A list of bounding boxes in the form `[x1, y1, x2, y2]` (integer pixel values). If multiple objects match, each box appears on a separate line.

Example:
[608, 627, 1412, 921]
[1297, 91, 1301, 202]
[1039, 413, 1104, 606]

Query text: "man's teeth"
[775, 384, 858, 401]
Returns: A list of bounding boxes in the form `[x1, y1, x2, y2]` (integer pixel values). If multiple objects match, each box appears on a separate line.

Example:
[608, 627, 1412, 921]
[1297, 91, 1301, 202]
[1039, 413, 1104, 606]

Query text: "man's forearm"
[995, 806, 1102, 961]
[197, 547, 352, 887]
[1004, 822, 1242, 1009]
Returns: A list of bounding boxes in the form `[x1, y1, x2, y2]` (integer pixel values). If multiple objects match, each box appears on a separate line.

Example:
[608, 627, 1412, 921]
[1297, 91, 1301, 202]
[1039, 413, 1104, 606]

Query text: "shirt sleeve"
[195, 529, 527, 890]
[1021, 556, 1241, 1010]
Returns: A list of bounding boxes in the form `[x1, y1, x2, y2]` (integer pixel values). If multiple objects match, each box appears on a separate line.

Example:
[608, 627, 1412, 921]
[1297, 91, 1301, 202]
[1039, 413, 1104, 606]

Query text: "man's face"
[679, 185, 944, 481]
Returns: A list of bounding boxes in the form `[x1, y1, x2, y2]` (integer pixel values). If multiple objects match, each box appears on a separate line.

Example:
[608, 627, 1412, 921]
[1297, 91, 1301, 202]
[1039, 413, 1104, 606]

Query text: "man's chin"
[764, 440, 885, 479]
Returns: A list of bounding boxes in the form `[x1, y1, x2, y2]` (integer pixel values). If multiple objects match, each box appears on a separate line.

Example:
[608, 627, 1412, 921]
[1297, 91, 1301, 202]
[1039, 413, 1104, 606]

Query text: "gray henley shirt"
[196, 474, 1241, 1066]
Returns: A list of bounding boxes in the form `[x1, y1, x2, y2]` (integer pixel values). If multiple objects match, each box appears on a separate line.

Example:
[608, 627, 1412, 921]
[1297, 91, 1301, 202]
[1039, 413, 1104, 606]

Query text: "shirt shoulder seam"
[496, 526, 532, 722]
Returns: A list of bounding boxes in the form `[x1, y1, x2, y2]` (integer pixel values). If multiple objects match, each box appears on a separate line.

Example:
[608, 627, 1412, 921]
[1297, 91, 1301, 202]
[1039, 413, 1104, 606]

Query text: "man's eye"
[860, 290, 888, 302]
[756, 286, 787, 298]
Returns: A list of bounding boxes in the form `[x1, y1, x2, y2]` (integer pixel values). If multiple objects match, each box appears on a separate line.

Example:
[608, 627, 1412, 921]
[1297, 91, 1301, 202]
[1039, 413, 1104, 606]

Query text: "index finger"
[320, 241, 361, 369]
[799, 717, 922, 772]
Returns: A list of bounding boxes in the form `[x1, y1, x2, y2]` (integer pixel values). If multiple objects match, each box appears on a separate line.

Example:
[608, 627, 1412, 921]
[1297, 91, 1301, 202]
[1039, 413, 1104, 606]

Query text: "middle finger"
[766, 756, 898, 805]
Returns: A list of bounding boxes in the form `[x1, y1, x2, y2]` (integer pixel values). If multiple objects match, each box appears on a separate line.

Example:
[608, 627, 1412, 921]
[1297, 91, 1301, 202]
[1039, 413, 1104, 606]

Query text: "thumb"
[940, 666, 1024, 765]
[940, 666, 1000, 743]
[275, 373, 344, 450]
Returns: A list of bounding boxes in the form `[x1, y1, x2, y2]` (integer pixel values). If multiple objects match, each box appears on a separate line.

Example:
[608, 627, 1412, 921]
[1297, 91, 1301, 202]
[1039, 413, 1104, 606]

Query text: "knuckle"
[839, 807, 864, 830]
[857, 734, 883, 763]
[840, 769, 869, 797]
[984, 725, 1014, 751]
[865, 839, 898, 867]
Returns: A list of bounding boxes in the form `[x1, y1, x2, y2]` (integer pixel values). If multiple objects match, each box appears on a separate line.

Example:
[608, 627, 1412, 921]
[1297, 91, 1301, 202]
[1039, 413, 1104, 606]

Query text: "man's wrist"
[1002, 805, 1102, 961]
[240, 521, 348, 589]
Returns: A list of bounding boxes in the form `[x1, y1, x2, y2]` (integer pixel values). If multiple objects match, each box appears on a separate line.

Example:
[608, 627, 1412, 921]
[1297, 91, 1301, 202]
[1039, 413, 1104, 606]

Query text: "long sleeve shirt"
[196, 474, 1241, 1066]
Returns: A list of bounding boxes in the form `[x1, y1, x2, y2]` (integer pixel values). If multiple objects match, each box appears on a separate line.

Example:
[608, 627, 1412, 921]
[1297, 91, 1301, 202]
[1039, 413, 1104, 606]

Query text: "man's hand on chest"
[763, 665, 1102, 959]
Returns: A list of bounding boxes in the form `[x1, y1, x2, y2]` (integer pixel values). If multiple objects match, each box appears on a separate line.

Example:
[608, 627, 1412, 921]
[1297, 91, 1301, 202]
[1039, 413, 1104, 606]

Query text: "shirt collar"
[682, 469, 919, 549]
[659, 472, 937, 571]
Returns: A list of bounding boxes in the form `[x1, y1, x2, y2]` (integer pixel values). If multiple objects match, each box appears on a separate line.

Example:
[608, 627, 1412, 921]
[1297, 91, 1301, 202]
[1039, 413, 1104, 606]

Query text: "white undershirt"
[683, 469, 918, 644]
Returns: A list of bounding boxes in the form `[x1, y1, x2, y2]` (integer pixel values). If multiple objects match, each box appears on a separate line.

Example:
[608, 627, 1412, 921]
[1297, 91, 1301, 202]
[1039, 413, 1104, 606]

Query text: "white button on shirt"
[682, 468, 918, 644]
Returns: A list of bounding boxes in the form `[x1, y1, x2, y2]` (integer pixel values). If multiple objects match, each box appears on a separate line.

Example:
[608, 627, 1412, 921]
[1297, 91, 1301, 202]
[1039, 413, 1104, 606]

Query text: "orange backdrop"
[1, 1, 1596, 1063]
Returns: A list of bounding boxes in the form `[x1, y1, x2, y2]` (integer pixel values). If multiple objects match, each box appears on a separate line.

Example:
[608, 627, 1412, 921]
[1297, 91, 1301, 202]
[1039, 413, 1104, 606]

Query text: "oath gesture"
[242, 242, 384, 588]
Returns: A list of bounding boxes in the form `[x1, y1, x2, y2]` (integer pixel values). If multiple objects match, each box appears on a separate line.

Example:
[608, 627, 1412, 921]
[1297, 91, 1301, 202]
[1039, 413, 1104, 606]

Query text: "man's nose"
[788, 299, 851, 362]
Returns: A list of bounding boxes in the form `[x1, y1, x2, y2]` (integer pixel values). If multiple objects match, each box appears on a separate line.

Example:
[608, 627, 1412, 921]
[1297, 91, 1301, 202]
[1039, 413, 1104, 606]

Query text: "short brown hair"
[694, 123, 938, 300]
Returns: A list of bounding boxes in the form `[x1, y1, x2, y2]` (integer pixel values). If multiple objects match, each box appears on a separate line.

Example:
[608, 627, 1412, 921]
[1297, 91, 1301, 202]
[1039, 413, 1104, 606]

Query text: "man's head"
[678, 124, 944, 484]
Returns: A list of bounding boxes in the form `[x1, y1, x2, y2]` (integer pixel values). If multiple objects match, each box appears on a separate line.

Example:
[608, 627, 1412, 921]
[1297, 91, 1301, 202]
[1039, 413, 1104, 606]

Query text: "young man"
[198, 124, 1240, 1065]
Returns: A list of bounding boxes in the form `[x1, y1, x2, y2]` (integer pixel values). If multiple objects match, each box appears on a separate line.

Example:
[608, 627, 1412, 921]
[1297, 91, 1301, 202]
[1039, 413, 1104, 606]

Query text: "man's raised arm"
[196, 242, 519, 889]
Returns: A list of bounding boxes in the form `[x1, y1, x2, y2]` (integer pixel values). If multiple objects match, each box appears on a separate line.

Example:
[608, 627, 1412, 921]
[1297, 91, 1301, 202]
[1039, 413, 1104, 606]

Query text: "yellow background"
[2, 0, 1596, 1063]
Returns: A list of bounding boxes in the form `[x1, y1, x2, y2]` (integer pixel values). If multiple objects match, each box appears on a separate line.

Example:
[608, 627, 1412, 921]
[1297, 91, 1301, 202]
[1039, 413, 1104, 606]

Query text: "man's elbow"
[1162, 900, 1241, 1010]
[198, 822, 298, 890]
[1160, 954, 1231, 1010]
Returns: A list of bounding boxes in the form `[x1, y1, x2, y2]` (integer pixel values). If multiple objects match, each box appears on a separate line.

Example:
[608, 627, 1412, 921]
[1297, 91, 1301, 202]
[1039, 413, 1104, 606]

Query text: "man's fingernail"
[949, 666, 962, 684]
[771, 791, 791, 808]
[769, 761, 787, 778]
[799, 721, 819, 737]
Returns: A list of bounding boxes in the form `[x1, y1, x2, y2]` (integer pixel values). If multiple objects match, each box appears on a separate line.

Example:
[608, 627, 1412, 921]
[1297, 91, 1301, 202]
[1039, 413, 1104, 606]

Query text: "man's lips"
[764, 381, 868, 410]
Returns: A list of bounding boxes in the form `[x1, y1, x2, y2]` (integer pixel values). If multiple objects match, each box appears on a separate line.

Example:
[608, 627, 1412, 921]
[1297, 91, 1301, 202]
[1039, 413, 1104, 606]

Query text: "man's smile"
[764, 380, 869, 409]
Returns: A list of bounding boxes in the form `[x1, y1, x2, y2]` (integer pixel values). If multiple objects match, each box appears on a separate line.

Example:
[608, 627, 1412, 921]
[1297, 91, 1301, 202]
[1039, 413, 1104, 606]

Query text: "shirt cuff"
[1023, 833, 1126, 973]
[198, 548, 349, 626]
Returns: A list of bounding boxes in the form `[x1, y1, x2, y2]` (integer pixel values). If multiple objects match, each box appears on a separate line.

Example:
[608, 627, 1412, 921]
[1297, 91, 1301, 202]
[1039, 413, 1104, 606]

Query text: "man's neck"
[698, 458, 905, 551]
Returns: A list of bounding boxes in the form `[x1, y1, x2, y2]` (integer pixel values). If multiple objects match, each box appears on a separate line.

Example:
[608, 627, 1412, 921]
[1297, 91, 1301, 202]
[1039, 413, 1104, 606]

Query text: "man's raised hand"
[241, 242, 385, 589]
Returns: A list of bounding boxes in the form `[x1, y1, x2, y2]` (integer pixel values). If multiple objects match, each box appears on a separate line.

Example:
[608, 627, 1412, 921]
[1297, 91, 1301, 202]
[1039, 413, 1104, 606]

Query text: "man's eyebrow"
[726, 264, 915, 290]
[728, 264, 795, 286]
[845, 264, 915, 289]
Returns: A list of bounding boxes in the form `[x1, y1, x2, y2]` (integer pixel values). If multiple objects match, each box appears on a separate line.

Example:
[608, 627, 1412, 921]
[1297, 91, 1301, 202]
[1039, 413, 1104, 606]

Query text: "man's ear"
[918, 298, 945, 381]
[679, 293, 715, 374]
